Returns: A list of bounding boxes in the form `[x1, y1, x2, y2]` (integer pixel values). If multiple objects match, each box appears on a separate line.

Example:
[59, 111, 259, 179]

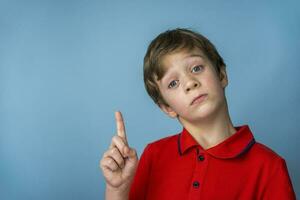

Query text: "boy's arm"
[263, 158, 296, 199]
[100, 111, 138, 200]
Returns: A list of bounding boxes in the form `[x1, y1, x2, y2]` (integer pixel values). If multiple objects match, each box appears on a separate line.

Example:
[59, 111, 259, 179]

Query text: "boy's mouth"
[191, 94, 207, 105]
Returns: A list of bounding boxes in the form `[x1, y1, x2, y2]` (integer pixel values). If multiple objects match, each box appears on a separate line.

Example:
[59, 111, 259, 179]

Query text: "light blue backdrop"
[1, 0, 299, 199]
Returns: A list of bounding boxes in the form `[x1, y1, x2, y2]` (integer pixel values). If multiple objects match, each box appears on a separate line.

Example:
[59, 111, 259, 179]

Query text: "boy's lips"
[191, 94, 207, 105]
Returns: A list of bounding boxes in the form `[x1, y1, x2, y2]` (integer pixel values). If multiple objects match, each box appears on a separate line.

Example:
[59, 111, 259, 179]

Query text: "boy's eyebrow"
[185, 53, 205, 59]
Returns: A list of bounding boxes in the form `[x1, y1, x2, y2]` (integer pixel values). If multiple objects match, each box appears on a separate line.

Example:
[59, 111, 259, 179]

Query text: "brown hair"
[143, 28, 226, 107]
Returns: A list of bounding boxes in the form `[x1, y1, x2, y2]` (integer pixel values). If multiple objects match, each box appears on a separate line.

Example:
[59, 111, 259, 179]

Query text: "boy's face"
[155, 48, 228, 124]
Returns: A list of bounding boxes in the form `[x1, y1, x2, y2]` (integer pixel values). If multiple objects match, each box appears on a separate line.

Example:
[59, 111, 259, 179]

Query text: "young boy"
[100, 28, 296, 199]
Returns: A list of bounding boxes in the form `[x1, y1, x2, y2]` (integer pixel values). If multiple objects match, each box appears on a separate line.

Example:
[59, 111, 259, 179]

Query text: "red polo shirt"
[129, 125, 296, 200]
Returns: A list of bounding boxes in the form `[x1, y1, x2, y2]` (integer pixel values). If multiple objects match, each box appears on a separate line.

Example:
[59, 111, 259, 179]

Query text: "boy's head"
[143, 28, 227, 111]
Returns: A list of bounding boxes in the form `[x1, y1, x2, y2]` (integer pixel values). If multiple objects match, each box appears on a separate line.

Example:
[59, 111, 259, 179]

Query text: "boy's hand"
[100, 111, 138, 194]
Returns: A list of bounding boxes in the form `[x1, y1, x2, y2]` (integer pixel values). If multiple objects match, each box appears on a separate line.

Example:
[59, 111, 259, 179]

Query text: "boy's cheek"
[171, 99, 188, 112]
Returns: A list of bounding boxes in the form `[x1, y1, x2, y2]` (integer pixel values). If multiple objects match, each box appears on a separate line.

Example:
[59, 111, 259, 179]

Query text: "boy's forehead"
[160, 49, 207, 72]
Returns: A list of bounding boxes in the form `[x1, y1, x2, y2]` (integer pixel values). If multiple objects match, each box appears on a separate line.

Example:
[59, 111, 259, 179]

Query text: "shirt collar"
[177, 125, 256, 159]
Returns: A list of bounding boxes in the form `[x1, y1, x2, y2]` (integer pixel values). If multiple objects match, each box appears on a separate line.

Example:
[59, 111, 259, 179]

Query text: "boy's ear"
[159, 103, 178, 118]
[219, 65, 228, 88]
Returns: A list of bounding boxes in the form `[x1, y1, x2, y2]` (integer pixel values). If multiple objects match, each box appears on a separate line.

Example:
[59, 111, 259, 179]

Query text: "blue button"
[193, 181, 200, 188]
[198, 155, 205, 161]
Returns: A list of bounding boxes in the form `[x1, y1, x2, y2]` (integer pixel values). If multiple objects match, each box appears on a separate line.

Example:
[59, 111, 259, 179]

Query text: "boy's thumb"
[124, 146, 137, 159]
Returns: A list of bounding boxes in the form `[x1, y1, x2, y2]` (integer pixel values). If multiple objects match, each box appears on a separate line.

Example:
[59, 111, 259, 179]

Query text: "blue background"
[1, 0, 299, 199]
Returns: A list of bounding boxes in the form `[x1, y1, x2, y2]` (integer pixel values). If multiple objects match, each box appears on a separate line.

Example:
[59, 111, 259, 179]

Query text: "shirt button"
[193, 181, 200, 188]
[198, 154, 205, 161]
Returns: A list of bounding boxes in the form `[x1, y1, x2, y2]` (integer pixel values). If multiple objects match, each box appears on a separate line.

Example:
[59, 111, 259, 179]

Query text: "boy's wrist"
[105, 184, 130, 200]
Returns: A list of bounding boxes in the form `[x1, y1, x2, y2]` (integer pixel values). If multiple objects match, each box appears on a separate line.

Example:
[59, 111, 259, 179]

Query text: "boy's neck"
[179, 100, 236, 150]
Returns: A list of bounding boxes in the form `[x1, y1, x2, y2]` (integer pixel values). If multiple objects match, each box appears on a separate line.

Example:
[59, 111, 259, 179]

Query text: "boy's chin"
[179, 107, 218, 123]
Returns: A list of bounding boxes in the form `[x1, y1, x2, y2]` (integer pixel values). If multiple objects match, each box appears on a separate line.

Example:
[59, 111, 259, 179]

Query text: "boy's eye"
[168, 80, 178, 88]
[191, 65, 203, 73]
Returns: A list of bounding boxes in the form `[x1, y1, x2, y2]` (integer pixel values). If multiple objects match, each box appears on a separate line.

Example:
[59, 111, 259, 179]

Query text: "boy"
[100, 28, 296, 199]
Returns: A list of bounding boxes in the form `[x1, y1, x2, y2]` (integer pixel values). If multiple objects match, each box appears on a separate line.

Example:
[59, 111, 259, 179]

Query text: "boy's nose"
[185, 80, 200, 92]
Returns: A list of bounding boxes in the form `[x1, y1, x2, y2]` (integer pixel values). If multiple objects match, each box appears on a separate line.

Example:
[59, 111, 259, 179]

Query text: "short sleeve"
[263, 158, 296, 200]
[129, 144, 153, 200]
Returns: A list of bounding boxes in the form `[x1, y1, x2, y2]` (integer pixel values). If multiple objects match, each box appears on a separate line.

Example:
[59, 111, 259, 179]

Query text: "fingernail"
[124, 146, 129, 155]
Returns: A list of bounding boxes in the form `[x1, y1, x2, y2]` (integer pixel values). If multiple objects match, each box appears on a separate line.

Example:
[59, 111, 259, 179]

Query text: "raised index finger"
[115, 111, 128, 144]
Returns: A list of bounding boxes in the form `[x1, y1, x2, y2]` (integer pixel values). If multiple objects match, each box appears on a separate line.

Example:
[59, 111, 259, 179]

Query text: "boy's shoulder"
[148, 132, 179, 147]
[251, 141, 285, 161]
[143, 132, 180, 154]
[149, 133, 180, 145]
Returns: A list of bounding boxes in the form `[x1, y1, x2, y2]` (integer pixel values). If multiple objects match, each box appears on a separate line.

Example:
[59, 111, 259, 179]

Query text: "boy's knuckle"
[103, 150, 108, 156]
[111, 147, 118, 154]
[100, 158, 109, 169]
[103, 150, 111, 157]
[111, 136, 116, 143]
[114, 135, 125, 144]
[108, 158, 115, 165]
[112, 135, 119, 141]
[104, 157, 110, 164]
